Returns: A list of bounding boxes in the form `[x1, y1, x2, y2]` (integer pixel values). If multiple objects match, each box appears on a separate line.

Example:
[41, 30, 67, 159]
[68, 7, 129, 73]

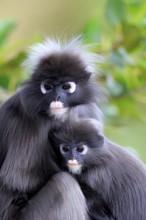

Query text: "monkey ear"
[96, 134, 104, 148]
[81, 72, 91, 82]
[86, 72, 91, 80]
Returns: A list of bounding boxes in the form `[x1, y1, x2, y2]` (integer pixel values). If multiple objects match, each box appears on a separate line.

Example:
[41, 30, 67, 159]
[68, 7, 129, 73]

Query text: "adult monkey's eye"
[62, 82, 76, 94]
[76, 145, 88, 155]
[60, 144, 70, 154]
[40, 82, 53, 94]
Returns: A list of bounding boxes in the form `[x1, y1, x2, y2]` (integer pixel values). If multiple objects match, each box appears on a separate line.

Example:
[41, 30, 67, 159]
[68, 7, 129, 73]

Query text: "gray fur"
[59, 103, 104, 132]
[18, 172, 89, 220]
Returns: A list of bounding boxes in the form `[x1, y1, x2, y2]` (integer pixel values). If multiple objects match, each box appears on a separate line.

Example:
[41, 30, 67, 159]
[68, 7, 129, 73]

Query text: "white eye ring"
[76, 145, 88, 155]
[62, 82, 76, 94]
[60, 144, 70, 154]
[40, 82, 47, 94]
[40, 82, 52, 94]
[69, 82, 76, 94]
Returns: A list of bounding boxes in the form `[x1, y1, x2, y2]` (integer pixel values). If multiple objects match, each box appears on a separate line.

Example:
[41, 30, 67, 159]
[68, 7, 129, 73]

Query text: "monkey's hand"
[12, 193, 28, 208]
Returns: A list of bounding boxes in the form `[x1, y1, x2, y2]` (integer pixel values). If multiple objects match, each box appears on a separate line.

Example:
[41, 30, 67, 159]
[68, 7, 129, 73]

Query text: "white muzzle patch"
[50, 101, 67, 117]
[67, 159, 82, 175]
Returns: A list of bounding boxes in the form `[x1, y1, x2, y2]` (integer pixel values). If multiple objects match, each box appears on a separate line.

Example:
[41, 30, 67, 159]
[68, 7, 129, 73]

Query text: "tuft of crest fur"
[24, 36, 103, 75]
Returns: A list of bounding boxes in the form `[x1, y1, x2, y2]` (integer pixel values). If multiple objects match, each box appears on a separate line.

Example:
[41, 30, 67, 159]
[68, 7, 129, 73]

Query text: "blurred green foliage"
[0, 20, 26, 93]
[0, 20, 42, 97]
[83, 0, 146, 125]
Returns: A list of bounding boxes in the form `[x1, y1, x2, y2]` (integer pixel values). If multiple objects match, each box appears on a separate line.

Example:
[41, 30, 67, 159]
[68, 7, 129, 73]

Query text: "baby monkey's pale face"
[60, 143, 88, 175]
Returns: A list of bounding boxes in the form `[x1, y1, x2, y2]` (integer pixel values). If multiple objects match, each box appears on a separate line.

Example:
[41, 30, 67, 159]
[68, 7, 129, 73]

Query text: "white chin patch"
[67, 160, 82, 175]
[50, 101, 67, 117]
[68, 164, 82, 175]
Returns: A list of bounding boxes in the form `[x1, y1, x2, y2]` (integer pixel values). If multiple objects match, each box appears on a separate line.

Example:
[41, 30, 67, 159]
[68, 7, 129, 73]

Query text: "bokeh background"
[0, 0, 146, 161]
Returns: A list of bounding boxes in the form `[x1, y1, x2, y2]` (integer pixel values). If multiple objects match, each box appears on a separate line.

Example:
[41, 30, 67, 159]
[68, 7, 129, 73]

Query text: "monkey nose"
[54, 93, 60, 101]
[68, 159, 79, 165]
[56, 96, 60, 101]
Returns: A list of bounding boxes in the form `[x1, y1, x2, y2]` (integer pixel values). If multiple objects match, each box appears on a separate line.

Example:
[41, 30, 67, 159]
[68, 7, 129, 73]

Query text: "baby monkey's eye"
[62, 82, 76, 94]
[62, 83, 71, 90]
[76, 145, 88, 155]
[40, 82, 53, 94]
[60, 145, 70, 154]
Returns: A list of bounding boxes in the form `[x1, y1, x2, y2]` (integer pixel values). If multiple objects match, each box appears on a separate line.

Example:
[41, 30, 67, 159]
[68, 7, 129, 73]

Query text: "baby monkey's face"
[50, 119, 105, 175]
[59, 143, 89, 175]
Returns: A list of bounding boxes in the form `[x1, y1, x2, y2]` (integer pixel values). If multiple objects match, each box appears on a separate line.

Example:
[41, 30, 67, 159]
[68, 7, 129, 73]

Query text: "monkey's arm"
[0, 188, 29, 220]
[0, 94, 21, 168]
[17, 172, 90, 220]
[81, 183, 115, 220]
[0, 94, 49, 219]
[0, 96, 28, 219]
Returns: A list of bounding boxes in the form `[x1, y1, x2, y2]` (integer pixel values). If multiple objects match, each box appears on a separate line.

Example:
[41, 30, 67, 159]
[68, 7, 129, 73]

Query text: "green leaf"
[0, 20, 17, 48]
[122, 23, 141, 51]
[106, 74, 125, 97]
[109, 51, 125, 68]
[0, 75, 9, 89]
[105, 0, 127, 26]
[118, 47, 135, 65]
[128, 1, 146, 25]
[0, 52, 26, 91]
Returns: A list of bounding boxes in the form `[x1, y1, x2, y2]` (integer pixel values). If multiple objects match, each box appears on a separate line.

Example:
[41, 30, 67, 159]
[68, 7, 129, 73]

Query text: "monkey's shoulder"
[0, 92, 23, 118]
[107, 140, 146, 170]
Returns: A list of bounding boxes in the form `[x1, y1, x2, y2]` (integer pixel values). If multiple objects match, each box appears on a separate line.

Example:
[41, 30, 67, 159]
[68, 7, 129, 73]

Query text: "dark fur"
[50, 119, 146, 220]
[17, 172, 89, 220]
[0, 52, 102, 219]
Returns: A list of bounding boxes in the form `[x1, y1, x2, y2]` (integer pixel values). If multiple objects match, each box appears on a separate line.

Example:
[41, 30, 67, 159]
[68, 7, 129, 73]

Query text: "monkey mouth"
[50, 101, 68, 116]
[67, 162, 82, 175]
[68, 164, 82, 174]
[50, 101, 64, 108]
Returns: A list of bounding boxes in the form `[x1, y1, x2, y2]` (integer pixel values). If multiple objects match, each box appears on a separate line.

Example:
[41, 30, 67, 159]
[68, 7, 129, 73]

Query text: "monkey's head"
[50, 119, 105, 175]
[21, 37, 102, 118]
